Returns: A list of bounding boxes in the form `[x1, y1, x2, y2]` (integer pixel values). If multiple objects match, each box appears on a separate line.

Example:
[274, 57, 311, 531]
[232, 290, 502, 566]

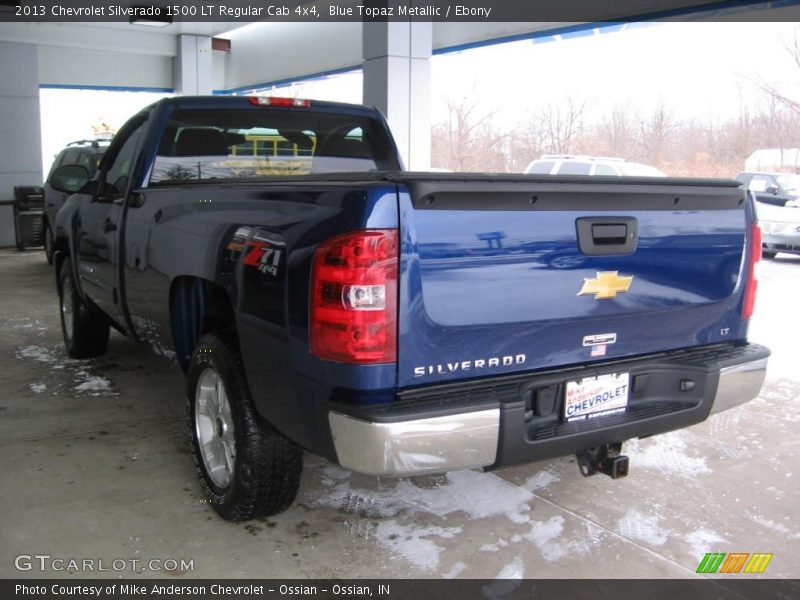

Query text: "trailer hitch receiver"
[576, 443, 629, 479]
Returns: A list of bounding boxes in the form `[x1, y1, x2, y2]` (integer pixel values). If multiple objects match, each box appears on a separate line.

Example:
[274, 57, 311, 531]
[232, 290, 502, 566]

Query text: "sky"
[39, 21, 800, 174]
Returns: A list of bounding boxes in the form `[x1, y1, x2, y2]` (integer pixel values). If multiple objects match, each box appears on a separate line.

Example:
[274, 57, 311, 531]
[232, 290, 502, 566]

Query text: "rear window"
[557, 161, 592, 175]
[594, 164, 618, 176]
[149, 109, 399, 184]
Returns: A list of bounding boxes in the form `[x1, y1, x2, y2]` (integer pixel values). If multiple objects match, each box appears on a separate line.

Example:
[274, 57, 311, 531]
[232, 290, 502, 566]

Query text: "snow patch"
[615, 509, 669, 546]
[524, 516, 572, 562]
[482, 556, 524, 599]
[17, 345, 59, 364]
[494, 555, 524, 579]
[74, 375, 113, 394]
[319, 465, 352, 487]
[309, 467, 537, 570]
[312, 469, 533, 524]
[441, 561, 466, 579]
[16, 344, 116, 397]
[373, 520, 461, 571]
[480, 538, 509, 552]
[685, 529, 726, 559]
[523, 470, 560, 492]
[627, 431, 711, 477]
[6, 317, 47, 334]
[749, 515, 800, 539]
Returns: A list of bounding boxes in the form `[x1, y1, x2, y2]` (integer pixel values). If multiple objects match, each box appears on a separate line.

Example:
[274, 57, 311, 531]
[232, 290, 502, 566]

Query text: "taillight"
[248, 96, 311, 108]
[310, 230, 398, 363]
[741, 223, 762, 320]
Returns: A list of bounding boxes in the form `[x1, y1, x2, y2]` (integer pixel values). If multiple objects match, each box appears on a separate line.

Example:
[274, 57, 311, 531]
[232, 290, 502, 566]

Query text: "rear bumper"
[328, 343, 769, 477]
[763, 229, 800, 253]
[329, 409, 500, 477]
[710, 354, 768, 415]
[763, 241, 800, 255]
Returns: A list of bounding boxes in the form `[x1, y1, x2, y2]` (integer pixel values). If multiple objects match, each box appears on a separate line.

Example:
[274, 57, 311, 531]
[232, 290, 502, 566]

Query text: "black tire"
[762, 249, 777, 259]
[44, 221, 54, 265]
[187, 332, 303, 521]
[58, 260, 110, 358]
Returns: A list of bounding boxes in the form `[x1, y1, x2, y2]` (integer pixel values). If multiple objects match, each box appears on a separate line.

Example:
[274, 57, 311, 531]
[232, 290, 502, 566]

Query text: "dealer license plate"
[564, 372, 630, 422]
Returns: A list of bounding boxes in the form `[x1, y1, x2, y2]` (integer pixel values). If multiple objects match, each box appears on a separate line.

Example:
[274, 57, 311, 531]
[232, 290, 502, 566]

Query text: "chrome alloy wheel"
[194, 367, 236, 488]
[61, 271, 74, 341]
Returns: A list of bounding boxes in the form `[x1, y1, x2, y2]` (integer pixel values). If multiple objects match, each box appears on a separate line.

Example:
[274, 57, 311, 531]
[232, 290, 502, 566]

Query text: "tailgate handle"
[592, 224, 628, 244]
[576, 217, 638, 256]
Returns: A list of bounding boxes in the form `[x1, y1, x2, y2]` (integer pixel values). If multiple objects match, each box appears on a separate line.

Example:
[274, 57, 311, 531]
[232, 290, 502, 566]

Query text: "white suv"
[525, 155, 666, 177]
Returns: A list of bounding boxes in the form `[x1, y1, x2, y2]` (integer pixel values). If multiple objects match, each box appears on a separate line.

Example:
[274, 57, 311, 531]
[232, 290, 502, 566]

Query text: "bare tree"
[431, 96, 508, 171]
[536, 96, 586, 155]
[639, 100, 673, 164]
[595, 102, 637, 158]
[753, 30, 800, 116]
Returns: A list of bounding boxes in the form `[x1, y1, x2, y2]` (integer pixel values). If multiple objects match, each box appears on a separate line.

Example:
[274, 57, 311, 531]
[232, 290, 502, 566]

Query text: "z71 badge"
[243, 235, 284, 277]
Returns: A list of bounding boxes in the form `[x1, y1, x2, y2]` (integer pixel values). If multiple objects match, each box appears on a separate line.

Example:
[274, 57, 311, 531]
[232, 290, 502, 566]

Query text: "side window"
[527, 161, 554, 174]
[91, 153, 104, 176]
[594, 164, 617, 176]
[102, 126, 144, 198]
[558, 161, 592, 175]
[748, 176, 770, 193]
[61, 149, 81, 166]
[77, 151, 92, 170]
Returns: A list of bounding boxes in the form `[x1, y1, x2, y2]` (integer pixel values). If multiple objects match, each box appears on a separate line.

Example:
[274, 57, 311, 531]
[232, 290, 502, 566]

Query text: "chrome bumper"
[329, 352, 768, 476]
[710, 356, 769, 415]
[329, 409, 500, 476]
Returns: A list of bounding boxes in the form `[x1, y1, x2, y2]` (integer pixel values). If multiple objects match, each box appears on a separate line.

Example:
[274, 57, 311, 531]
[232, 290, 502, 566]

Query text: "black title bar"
[0, 0, 787, 23]
[3, 579, 798, 600]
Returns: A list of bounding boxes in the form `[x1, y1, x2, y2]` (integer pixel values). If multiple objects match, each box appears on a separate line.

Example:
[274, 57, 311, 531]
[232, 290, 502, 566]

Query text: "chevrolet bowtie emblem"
[578, 271, 634, 300]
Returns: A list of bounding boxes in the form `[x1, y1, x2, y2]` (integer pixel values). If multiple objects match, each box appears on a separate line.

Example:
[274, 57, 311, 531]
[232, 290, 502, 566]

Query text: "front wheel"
[762, 249, 777, 259]
[58, 260, 110, 358]
[44, 221, 54, 265]
[187, 332, 303, 521]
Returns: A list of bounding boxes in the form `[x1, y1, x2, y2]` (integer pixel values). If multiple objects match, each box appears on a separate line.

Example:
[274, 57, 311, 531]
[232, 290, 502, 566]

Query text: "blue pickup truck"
[50, 96, 769, 521]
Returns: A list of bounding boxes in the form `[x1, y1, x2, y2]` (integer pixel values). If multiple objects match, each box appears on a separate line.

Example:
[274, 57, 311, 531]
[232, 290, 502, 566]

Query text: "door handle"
[103, 218, 117, 233]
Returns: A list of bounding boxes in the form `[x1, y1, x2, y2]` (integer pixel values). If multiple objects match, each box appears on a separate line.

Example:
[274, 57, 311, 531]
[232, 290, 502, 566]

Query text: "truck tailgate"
[394, 174, 751, 388]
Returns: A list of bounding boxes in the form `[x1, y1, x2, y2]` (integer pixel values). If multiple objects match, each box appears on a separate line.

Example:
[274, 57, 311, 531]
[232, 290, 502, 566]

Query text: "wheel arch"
[169, 276, 237, 371]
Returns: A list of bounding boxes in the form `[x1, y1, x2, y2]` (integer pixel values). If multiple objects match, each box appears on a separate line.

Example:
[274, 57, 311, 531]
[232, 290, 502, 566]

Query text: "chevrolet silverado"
[50, 96, 769, 521]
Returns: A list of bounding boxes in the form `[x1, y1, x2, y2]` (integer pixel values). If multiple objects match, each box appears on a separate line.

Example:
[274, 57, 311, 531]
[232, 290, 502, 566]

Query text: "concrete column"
[363, 21, 432, 170]
[0, 42, 43, 247]
[174, 34, 213, 95]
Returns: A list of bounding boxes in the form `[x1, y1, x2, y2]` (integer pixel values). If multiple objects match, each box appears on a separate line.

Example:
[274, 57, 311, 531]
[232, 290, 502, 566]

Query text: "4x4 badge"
[578, 271, 633, 300]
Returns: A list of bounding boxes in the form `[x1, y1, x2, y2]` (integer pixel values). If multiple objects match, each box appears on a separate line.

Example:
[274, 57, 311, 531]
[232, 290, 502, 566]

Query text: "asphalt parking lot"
[0, 248, 798, 580]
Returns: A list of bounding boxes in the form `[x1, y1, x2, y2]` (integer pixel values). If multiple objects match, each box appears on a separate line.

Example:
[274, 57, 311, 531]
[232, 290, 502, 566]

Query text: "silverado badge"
[578, 271, 633, 300]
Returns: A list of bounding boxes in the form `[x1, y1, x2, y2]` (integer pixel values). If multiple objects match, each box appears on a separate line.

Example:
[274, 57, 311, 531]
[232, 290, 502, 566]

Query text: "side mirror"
[50, 164, 90, 193]
[766, 185, 780, 195]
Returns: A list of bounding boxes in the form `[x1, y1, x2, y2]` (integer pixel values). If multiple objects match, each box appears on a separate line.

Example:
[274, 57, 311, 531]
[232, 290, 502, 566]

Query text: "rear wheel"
[188, 332, 303, 521]
[762, 249, 777, 259]
[58, 260, 110, 358]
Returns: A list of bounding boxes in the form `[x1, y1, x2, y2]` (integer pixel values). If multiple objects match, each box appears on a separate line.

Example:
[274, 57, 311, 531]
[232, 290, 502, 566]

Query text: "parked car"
[51, 96, 767, 521]
[525, 155, 666, 177]
[754, 203, 800, 258]
[737, 172, 800, 258]
[736, 171, 800, 207]
[42, 139, 109, 264]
